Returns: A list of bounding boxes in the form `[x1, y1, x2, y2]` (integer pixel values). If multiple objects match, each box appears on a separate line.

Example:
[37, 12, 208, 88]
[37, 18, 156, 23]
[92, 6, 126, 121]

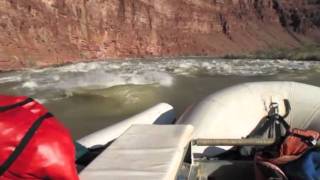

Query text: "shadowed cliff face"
[0, 0, 319, 70]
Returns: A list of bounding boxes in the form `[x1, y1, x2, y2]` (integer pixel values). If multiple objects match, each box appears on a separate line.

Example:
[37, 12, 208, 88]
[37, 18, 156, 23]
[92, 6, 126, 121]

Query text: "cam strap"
[0, 112, 53, 176]
[289, 133, 317, 146]
[0, 98, 33, 112]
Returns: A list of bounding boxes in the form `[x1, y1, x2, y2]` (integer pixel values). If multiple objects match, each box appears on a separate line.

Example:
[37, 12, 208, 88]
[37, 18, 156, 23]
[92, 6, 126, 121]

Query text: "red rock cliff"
[0, 0, 319, 70]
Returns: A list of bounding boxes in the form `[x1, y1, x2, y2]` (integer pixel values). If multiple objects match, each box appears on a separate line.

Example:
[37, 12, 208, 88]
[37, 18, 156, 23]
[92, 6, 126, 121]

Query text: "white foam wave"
[57, 70, 173, 90]
[1, 58, 319, 93]
[22, 81, 38, 89]
[34, 98, 47, 104]
[58, 62, 103, 73]
[15, 67, 173, 93]
[46, 59, 318, 77]
[0, 75, 22, 84]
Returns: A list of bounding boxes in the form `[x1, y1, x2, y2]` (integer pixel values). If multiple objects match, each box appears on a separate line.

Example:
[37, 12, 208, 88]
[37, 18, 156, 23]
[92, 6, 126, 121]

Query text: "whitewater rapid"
[2, 59, 320, 94]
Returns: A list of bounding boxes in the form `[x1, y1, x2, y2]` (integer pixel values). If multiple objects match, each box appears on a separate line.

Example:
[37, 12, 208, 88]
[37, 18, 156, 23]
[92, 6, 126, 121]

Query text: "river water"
[1, 58, 320, 139]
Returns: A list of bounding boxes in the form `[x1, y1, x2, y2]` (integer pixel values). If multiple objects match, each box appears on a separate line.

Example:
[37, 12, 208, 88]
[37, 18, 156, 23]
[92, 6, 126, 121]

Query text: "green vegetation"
[222, 44, 320, 61]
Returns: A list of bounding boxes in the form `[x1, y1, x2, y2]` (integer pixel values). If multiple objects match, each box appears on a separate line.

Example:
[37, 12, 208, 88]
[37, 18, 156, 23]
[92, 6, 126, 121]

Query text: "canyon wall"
[0, 0, 319, 70]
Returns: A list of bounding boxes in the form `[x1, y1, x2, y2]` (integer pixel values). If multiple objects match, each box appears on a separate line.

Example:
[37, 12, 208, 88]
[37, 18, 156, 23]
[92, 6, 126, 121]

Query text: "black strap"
[262, 115, 290, 157]
[290, 133, 316, 146]
[282, 99, 291, 118]
[269, 115, 290, 137]
[277, 116, 290, 131]
[0, 98, 33, 112]
[0, 112, 53, 176]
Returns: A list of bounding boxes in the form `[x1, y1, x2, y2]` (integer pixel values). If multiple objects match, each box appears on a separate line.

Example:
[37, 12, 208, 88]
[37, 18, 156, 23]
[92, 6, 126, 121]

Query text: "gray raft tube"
[77, 103, 176, 148]
[176, 81, 320, 155]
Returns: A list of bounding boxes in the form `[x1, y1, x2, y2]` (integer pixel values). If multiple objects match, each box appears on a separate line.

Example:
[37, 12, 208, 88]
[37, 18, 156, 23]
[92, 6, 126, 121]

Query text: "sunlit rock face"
[0, 0, 319, 70]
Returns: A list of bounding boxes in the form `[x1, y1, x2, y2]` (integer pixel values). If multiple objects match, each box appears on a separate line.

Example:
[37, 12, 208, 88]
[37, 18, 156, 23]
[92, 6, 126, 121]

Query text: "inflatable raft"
[78, 81, 320, 180]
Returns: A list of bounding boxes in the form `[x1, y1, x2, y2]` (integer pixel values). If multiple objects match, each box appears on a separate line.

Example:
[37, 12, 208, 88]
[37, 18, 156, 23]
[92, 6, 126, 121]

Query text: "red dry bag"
[255, 129, 320, 180]
[0, 95, 78, 180]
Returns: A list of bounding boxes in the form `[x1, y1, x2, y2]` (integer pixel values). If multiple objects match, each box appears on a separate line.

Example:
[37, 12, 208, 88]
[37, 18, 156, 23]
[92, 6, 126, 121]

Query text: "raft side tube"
[77, 103, 175, 148]
[177, 81, 320, 156]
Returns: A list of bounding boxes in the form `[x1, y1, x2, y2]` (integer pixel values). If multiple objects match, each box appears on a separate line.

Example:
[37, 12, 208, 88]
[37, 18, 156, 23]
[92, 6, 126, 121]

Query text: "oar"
[192, 138, 320, 147]
[192, 138, 276, 146]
